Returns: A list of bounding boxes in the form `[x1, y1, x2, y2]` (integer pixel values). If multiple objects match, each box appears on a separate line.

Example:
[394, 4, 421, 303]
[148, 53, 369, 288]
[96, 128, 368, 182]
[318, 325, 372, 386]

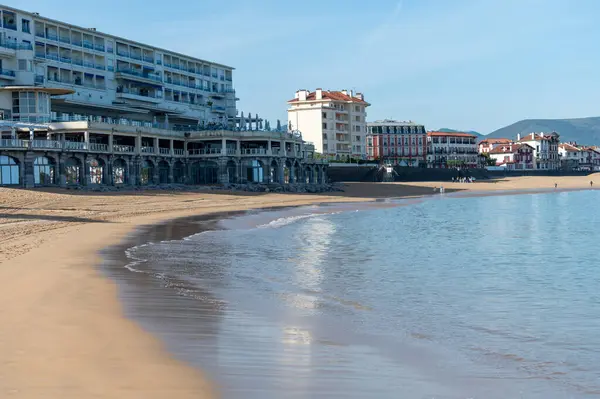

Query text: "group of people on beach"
[452, 176, 476, 183]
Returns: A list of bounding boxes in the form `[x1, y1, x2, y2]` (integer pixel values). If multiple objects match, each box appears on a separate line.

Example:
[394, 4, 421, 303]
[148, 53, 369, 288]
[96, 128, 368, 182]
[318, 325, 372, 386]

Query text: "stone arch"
[173, 160, 185, 184]
[158, 160, 170, 184]
[33, 155, 56, 185]
[88, 157, 106, 184]
[0, 155, 20, 185]
[140, 159, 155, 185]
[113, 158, 128, 185]
[65, 157, 82, 185]
[191, 160, 219, 185]
[270, 159, 279, 184]
[244, 159, 265, 183]
[226, 159, 237, 184]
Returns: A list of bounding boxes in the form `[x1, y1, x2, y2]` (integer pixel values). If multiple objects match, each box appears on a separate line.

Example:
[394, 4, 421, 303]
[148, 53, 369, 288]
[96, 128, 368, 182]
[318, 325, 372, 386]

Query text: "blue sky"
[12, 0, 600, 133]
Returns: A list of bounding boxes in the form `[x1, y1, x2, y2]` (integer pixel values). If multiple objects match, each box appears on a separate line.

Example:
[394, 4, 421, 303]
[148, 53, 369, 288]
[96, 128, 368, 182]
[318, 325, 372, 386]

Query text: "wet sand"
[0, 175, 597, 398]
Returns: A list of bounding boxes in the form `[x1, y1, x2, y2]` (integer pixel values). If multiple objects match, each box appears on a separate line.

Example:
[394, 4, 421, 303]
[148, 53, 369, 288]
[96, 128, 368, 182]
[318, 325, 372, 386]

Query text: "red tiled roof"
[559, 143, 580, 151]
[488, 143, 533, 154]
[427, 131, 477, 138]
[518, 132, 559, 142]
[288, 90, 369, 104]
[478, 138, 511, 145]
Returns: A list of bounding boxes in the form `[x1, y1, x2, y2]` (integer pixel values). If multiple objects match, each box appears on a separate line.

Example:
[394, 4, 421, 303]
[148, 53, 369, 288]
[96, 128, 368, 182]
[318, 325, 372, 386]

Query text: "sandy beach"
[0, 174, 597, 398]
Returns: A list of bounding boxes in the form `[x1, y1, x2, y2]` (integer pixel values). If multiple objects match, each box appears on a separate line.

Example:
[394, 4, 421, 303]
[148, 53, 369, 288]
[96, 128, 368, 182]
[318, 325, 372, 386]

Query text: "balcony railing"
[95, 44, 105, 52]
[0, 139, 27, 149]
[241, 148, 267, 155]
[46, 32, 59, 41]
[159, 147, 171, 155]
[0, 41, 33, 50]
[173, 148, 185, 156]
[143, 55, 154, 63]
[83, 40, 94, 50]
[116, 68, 162, 83]
[46, 53, 59, 61]
[188, 148, 223, 155]
[31, 140, 62, 149]
[72, 39, 82, 46]
[130, 53, 142, 61]
[113, 145, 135, 153]
[89, 143, 108, 152]
[117, 49, 129, 57]
[116, 87, 158, 99]
[64, 141, 87, 150]
[59, 36, 70, 44]
[72, 58, 83, 66]
[141, 146, 155, 154]
[0, 69, 16, 77]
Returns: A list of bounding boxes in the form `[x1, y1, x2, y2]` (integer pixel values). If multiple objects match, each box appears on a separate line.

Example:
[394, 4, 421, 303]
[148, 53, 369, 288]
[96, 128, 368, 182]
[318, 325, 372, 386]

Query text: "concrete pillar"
[24, 152, 35, 188]
[29, 128, 34, 141]
[11, 127, 16, 140]
[168, 161, 174, 184]
[154, 137, 159, 154]
[58, 154, 67, 187]
[267, 140, 272, 155]
[184, 141, 188, 156]
[84, 131, 90, 149]
[132, 156, 141, 186]
[217, 157, 229, 184]
[83, 155, 90, 186]
[135, 135, 141, 155]
[108, 134, 114, 152]
[169, 139, 174, 156]
[236, 140, 240, 155]
[106, 155, 113, 185]
[152, 158, 159, 184]
[221, 138, 226, 155]
[279, 162, 285, 184]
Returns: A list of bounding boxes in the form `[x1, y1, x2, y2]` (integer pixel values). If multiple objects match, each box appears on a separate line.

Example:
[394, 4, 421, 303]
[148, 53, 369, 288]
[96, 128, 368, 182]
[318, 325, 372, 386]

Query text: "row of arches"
[0, 154, 325, 186]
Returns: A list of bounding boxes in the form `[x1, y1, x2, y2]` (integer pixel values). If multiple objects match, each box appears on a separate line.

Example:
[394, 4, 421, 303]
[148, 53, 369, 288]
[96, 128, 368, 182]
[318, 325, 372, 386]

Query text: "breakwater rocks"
[63, 182, 345, 194]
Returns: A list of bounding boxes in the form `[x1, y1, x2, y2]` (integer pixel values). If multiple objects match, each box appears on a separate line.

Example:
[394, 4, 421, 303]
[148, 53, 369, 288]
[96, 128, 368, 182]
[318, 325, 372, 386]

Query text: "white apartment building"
[287, 89, 369, 160]
[426, 131, 479, 168]
[517, 132, 560, 170]
[0, 5, 237, 126]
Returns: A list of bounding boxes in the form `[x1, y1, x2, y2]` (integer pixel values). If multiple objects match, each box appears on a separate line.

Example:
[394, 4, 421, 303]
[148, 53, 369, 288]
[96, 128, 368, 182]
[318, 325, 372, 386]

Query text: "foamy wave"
[257, 212, 341, 229]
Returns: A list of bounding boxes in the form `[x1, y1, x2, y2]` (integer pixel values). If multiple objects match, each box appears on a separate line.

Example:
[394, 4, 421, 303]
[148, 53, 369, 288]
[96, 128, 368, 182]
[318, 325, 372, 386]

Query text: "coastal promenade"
[0, 174, 597, 398]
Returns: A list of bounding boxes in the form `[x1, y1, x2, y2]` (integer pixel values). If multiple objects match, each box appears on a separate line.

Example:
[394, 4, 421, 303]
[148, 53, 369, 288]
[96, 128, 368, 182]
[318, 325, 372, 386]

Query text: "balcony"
[83, 61, 95, 68]
[72, 39, 82, 47]
[34, 75, 44, 85]
[0, 69, 16, 79]
[188, 148, 223, 156]
[212, 106, 226, 113]
[46, 32, 58, 41]
[59, 36, 70, 44]
[89, 143, 108, 152]
[159, 147, 171, 155]
[83, 40, 94, 50]
[60, 56, 72, 64]
[46, 53, 60, 62]
[116, 49, 129, 58]
[0, 41, 32, 51]
[173, 148, 185, 156]
[64, 141, 87, 151]
[0, 139, 27, 149]
[141, 146, 155, 154]
[241, 148, 267, 155]
[95, 44, 105, 52]
[116, 87, 162, 103]
[113, 145, 135, 153]
[115, 68, 163, 84]
[130, 53, 142, 61]
[143, 55, 154, 63]
[31, 140, 62, 149]
[72, 59, 83, 66]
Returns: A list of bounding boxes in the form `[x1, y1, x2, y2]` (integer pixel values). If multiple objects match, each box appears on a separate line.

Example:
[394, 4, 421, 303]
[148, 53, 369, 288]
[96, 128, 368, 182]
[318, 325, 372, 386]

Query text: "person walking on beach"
[591, 181, 594, 188]
[555, 183, 558, 189]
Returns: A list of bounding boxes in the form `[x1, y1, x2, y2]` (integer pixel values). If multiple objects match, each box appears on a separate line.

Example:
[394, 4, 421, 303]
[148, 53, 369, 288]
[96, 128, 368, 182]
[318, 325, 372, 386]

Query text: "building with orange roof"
[478, 137, 512, 154]
[287, 89, 370, 160]
[488, 143, 534, 170]
[426, 131, 480, 168]
[516, 132, 560, 170]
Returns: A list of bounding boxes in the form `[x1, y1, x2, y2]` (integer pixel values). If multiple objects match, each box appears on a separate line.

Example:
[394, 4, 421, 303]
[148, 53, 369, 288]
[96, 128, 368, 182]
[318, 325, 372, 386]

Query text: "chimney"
[315, 88, 322, 100]
[517, 133, 521, 141]
[540, 132, 544, 138]
[298, 89, 307, 101]
[355, 92, 364, 101]
[341, 89, 348, 96]
[350, 89, 354, 98]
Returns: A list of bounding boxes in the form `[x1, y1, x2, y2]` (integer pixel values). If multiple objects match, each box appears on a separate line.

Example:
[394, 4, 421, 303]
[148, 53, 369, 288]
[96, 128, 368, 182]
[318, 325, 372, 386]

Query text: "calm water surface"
[120, 191, 600, 398]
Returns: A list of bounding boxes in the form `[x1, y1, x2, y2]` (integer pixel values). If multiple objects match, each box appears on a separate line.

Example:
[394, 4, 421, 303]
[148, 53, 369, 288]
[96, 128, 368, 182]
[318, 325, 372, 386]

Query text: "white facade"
[287, 89, 369, 160]
[426, 131, 479, 168]
[0, 6, 237, 126]
[517, 132, 560, 170]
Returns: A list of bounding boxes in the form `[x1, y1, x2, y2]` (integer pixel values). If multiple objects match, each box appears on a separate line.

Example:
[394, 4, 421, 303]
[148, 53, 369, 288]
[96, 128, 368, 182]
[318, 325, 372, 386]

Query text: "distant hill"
[487, 117, 600, 145]
[436, 128, 484, 137]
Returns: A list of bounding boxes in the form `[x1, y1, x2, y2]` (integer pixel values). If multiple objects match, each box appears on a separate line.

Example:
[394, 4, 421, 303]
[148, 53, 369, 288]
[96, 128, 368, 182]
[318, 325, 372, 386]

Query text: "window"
[355, 115, 360, 122]
[355, 135, 361, 142]
[18, 59, 31, 71]
[22, 19, 30, 33]
[322, 122, 327, 129]
[355, 106, 360, 112]
[0, 156, 19, 185]
[12, 92, 36, 114]
[322, 133, 327, 140]
[354, 125, 361, 132]
[322, 112, 327, 119]
[106, 40, 114, 53]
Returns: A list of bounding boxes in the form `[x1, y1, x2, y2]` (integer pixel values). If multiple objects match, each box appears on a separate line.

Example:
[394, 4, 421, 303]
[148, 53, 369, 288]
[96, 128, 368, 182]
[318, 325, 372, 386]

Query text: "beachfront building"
[426, 131, 479, 168]
[0, 6, 326, 187]
[478, 138, 511, 154]
[287, 89, 369, 161]
[558, 142, 584, 170]
[517, 132, 560, 170]
[365, 120, 427, 167]
[488, 143, 534, 170]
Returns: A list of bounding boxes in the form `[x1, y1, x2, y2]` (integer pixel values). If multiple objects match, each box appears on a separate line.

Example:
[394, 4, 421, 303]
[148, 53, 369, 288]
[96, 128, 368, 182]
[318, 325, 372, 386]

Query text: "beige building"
[287, 89, 369, 160]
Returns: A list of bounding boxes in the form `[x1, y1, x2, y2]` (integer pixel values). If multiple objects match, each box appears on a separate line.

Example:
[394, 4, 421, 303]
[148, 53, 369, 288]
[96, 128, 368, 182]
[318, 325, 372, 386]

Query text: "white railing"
[141, 146, 155, 154]
[188, 148, 223, 155]
[63, 141, 87, 150]
[31, 140, 62, 149]
[89, 143, 108, 152]
[113, 145, 135, 153]
[0, 139, 27, 148]
[226, 148, 237, 155]
[241, 148, 267, 155]
[159, 147, 171, 155]
[173, 148, 185, 156]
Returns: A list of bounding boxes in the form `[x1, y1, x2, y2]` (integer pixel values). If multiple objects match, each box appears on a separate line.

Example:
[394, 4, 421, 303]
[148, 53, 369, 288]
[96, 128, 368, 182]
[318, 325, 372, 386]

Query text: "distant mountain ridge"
[435, 128, 484, 137]
[486, 117, 600, 145]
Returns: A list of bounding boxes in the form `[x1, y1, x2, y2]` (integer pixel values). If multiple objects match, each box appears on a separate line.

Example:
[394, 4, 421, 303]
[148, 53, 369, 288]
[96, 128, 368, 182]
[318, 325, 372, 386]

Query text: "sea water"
[122, 190, 600, 398]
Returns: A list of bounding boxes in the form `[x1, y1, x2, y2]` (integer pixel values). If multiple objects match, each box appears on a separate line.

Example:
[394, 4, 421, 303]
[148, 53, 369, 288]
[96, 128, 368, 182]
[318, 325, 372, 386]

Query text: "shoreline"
[0, 175, 598, 398]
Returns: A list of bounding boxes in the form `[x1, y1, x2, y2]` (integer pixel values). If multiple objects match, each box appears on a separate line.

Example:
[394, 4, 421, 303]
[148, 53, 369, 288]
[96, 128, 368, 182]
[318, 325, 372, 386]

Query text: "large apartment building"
[365, 120, 427, 167]
[0, 5, 236, 125]
[0, 6, 326, 188]
[426, 131, 480, 168]
[287, 89, 369, 160]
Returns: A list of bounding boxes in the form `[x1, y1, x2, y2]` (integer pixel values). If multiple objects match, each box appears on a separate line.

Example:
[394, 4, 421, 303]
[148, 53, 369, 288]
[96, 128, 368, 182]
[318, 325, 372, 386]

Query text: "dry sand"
[0, 174, 597, 398]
